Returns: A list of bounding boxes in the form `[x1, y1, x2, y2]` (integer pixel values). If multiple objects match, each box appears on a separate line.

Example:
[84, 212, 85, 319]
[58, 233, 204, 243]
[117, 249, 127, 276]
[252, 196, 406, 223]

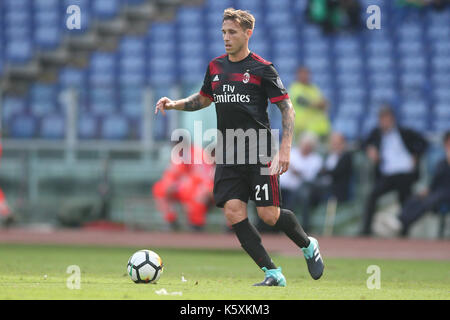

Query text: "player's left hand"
[270, 147, 290, 176]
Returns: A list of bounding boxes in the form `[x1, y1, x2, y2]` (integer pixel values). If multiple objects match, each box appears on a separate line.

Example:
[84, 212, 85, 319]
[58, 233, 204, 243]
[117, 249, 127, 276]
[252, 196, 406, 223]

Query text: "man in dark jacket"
[360, 105, 429, 236]
[319, 132, 353, 202]
[382, 131, 450, 236]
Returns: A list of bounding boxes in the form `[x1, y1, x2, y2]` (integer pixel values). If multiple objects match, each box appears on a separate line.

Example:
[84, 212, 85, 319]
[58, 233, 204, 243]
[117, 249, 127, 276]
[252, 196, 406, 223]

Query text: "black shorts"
[213, 164, 282, 208]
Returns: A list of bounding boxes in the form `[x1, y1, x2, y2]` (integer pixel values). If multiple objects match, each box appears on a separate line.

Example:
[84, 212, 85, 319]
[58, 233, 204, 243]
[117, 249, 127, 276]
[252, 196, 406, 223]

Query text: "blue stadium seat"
[337, 102, 365, 118]
[5, 41, 32, 64]
[367, 56, 394, 71]
[178, 26, 205, 42]
[10, 115, 37, 138]
[119, 71, 145, 86]
[122, 101, 142, 120]
[370, 86, 397, 102]
[179, 57, 204, 83]
[397, 41, 424, 58]
[92, 0, 120, 19]
[148, 22, 175, 39]
[334, 37, 360, 56]
[312, 72, 332, 88]
[206, 0, 233, 11]
[400, 100, 428, 118]
[101, 114, 129, 139]
[177, 7, 203, 26]
[119, 37, 146, 55]
[265, 11, 292, 27]
[432, 41, 450, 57]
[397, 24, 423, 40]
[432, 56, 450, 71]
[366, 39, 393, 56]
[179, 41, 205, 57]
[273, 57, 298, 75]
[89, 70, 116, 86]
[399, 56, 427, 71]
[369, 72, 395, 87]
[59, 68, 86, 88]
[304, 56, 330, 73]
[400, 72, 426, 89]
[433, 87, 450, 103]
[34, 26, 61, 49]
[401, 117, 429, 132]
[30, 99, 55, 117]
[272, 40, 299, 58]
[434, 104, 450, 118]
[78, 113, 98, 140]
[1, 97, 27, 124]
[332, 117, 359, 141]
[270, 26, 297, 40]
[432, 119, 450, 132]
[431, 73, 450, 87]
[339, 87, 366, 102]
[427, 24, 449, 40]
[40, 113, 65, 139]
[304, 39, 330, 57]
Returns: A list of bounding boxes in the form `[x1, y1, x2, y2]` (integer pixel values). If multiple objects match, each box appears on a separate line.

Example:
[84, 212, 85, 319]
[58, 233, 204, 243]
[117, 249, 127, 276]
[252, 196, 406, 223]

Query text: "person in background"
[315, 132, 353, 203]
[280, 132, 323, 232]
[306, 0, 361, 34]
[360, 105, 429, 236]
[289, 67, 330, 141]
[0, 139, 13, 228]
[382, 131, 450, 237]
[152, 142, 215, 231]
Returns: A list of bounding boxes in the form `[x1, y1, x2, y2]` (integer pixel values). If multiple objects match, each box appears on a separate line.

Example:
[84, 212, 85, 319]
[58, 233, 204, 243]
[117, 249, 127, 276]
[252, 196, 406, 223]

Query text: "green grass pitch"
[0, 244, 448, 300]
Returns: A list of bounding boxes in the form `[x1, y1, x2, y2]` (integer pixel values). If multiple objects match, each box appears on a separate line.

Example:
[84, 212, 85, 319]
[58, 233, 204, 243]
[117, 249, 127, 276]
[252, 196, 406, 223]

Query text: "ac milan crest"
[243, 72, 250, 84]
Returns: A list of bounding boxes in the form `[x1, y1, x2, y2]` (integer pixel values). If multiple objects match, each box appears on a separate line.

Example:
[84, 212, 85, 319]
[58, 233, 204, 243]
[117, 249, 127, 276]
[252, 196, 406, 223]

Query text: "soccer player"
[155, 8, 324, 286]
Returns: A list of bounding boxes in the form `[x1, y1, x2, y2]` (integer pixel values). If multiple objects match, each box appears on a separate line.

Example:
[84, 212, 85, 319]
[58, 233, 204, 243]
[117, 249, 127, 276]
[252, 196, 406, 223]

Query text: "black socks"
[275, 209, 311, 249]
[232, 218, 277, 270]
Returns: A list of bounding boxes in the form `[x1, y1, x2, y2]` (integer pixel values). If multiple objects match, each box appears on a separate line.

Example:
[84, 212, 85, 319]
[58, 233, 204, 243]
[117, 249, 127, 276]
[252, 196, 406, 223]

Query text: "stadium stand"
[0, 0, 448, 142]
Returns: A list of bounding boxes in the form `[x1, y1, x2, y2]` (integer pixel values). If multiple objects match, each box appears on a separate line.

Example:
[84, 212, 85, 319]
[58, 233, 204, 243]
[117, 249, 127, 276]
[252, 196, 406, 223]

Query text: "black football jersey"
[200, 52, 289, 166]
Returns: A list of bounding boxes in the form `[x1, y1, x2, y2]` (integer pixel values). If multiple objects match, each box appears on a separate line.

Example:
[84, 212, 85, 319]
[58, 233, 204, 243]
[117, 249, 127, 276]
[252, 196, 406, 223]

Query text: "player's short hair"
[223, 8, 255, 31]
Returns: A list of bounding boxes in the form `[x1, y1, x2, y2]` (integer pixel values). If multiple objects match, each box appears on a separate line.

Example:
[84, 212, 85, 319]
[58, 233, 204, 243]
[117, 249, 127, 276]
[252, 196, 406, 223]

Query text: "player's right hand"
[155, 97, 176, 115]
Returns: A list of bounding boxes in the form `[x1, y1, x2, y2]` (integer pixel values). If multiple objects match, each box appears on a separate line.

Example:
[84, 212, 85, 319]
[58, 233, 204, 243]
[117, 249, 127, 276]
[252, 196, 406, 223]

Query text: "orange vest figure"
[152, 144, 214, 231]
[0, 141, 11, 218]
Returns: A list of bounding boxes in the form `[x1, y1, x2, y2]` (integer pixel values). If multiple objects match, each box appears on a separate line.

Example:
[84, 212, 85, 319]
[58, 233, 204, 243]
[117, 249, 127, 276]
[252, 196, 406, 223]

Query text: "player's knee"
[257, 207, 279, 226]
[224, 201, 247, 224]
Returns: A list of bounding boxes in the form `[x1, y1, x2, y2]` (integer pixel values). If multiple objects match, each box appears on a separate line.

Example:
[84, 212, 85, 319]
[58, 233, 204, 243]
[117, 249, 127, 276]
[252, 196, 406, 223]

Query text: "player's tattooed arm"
[276, 98, 295, 146]
[155, 93, 211, 115]
[182, 93, 210, 112]
[271, 98, 295, 175]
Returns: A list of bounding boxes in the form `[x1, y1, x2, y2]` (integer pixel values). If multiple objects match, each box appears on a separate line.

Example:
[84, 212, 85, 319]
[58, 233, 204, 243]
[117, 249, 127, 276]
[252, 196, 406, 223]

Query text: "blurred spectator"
[306, 0, 361, 34]
[431, 0, 450, 10]
[360, 105, 429, 236]
[396, 0, 449, 10]
[382, 131, 450, 237]
[152, 142, 215, 231]
[315, 132, 353, 203]
[280, 132, 323, 232]
[289, 67, 330, 140]
[0, 140, 13, 227]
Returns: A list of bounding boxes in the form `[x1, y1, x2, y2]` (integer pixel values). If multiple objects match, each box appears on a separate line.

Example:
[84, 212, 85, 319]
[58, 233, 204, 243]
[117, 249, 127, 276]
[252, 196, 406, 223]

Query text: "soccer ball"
[127, 250, 163, 284]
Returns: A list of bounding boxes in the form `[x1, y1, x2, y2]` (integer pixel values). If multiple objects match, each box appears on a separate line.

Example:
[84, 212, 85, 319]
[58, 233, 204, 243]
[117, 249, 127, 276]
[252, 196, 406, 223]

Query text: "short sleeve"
[262, 64, 289, 103]
[199, 64, 213, 101]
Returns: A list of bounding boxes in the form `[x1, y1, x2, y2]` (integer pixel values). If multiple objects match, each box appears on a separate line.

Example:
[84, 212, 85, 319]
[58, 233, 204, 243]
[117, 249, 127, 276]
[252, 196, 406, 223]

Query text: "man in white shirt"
[361, 106, 428, 236]
[280, 132, 323, 232]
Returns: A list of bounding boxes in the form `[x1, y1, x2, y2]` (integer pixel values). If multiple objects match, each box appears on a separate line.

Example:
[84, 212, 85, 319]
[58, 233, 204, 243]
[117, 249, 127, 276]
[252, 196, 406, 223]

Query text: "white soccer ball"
[127, 250, 163, 284]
